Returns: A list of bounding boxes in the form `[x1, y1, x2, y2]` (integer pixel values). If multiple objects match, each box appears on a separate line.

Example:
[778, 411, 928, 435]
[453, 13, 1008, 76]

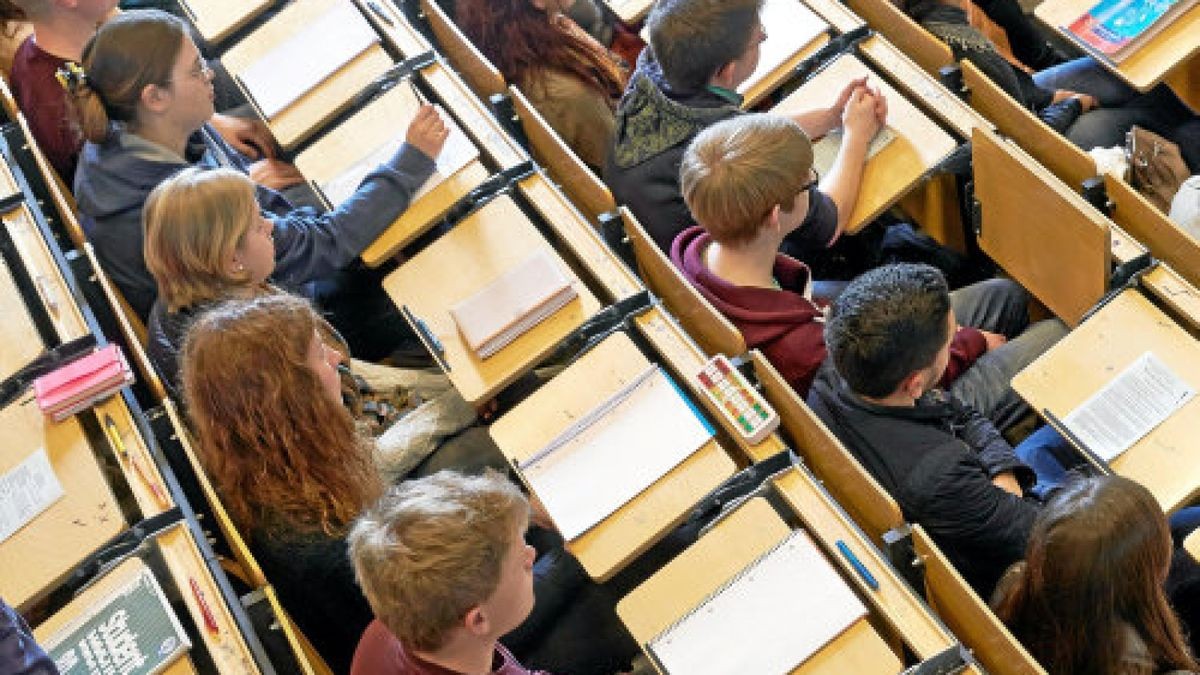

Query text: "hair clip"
[55, 62, 88, 94]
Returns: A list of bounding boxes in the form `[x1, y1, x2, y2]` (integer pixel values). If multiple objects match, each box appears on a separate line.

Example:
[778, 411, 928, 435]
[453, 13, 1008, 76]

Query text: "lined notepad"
[450, 251, 577, 358]
[299, 83, 478, 207]
[811, 126, 896, 175]
[520, 365, 713, 541]
[1063, 352, 1194, 461]
[739, 0, 828, 95]
[239, 2, 379, 118]
[648, 530, 867, 675]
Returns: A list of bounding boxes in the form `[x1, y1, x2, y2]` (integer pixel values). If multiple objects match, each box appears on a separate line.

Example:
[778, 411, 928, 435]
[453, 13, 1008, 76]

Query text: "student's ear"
[896, 370, 926, 401]
[140, 83, 172, 115]
[711, 61, 739, 88]
[763, 204, 782, 232]
[226, 250, 245, 276]
[462, 606, 491, 637]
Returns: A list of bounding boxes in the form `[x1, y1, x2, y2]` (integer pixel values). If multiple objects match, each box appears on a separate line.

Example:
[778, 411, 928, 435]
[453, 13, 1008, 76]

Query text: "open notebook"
[294, 83, 478, 208]
[739, 0, 828, 95]
[811, 126, 896, 175]
[450, 251, 578, 359]
[648, 530, 867, 674]
[238, 2, 379, 118]
[518, 365, 714, 541]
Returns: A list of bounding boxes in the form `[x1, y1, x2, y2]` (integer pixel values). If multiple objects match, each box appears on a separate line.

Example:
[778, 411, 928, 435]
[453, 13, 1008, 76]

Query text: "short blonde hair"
[143, 167, 261, 311]
[348, 470, 529, 652]
[680, 113, 814, 245]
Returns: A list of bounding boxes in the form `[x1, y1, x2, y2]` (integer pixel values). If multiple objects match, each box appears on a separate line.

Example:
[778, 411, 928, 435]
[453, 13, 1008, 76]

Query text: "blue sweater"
[73, 124, 435, 320]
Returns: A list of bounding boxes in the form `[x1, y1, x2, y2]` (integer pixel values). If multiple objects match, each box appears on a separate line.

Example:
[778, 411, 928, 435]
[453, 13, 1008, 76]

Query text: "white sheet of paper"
[239, 2, 378, 118]
[318, 102, 477, 206]
[1063, 352, 1195, 461]
[811, 126, 896, 175]
[521, 367, 713, 541]
[649, 530, 867, 675]
[739, 0, 828, 95]
[0, 448, 64, 544]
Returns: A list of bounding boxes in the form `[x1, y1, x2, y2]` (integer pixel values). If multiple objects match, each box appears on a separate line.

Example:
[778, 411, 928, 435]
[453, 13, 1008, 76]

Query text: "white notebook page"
[240, 2, 379, 118]
[1063, 351, 1194, 461]
[649, 530, 867, 675]
[0, 448, 64, 544]
[811, 126, 896, 175]
[521, 366, 713, 541]
[739, 0, 828, 95]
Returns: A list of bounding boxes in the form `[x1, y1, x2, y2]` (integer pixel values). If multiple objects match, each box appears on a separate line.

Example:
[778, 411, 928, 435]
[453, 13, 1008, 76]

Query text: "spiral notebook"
[647, 530, 867, 675]
[450, 251, 578, 358]
[518, 364, 713, 541]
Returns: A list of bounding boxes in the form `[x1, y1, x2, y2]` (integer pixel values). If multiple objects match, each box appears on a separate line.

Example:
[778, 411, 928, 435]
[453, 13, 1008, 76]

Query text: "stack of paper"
[519, 365, 713, 540]
[0, 449, 63, 544]
[811, 126, 896, 175]
[450, 251, 577, 358]
[648, 530, 867, 675]
[32, 345, 133, 422]
[239, 2, 379, 118]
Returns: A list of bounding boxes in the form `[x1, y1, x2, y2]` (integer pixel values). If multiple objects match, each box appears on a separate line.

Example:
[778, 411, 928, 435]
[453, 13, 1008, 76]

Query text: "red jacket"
[670, 226, 987, 396]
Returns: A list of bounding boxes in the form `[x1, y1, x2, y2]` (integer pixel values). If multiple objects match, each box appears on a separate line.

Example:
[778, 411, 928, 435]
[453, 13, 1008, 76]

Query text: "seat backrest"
[912, 525, 1047, 675]
[621, 207, 746, 356]
[750, 351, 905, 541]
[419, 0, 506, 100]
[1104, 174, 1200, 290]
[841, 0, 954, 75]
[508, 84, 616, 221]
[960, 59, 1096, 189]
[972, 126, 1109, 327]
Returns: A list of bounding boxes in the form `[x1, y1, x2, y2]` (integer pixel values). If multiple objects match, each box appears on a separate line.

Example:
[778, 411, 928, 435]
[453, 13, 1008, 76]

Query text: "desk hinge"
[1081, 175, 1113, 216]
[442, 160, 537, 228]
[902, 644, 974, 675]
[1078, 251, 1158, 324]
[696, 449, 799, 538]
[553, 289, 654, 364]
[939, 65, 968, 100]
[782, 25, 872, 96]
[883, 523, 923, 592]
[66, 508, 185, 591]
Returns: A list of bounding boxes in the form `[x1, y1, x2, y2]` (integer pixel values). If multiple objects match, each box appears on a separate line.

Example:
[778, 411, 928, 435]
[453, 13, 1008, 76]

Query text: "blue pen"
[836, 540, 879, 591]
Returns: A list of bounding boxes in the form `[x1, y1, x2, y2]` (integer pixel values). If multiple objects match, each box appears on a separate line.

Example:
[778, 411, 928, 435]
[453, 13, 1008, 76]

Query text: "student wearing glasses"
[65, 10, 447, 361]
[673, 115, 1065, 429]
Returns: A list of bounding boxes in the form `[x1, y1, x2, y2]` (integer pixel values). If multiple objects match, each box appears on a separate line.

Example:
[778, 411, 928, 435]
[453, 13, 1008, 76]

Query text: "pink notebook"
[33, 344, 133, 421]
[450, 251, 577, 358]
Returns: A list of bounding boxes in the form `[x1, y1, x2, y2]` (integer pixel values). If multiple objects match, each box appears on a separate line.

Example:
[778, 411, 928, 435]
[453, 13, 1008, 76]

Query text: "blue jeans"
[1032, 58, 1200, 167]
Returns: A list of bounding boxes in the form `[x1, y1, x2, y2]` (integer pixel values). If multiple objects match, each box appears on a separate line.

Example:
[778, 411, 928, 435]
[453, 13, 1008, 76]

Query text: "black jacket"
[807, 364, 1039, 595]
[604, 49, 741, 252]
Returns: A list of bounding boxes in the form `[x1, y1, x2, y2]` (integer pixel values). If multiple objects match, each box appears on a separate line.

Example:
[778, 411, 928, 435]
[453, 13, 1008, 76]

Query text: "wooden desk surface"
[490, 331, 735, 580]
[859, 36, 994, 138]
[1035, 0, 1200, 99]
[180, 0, 272, 45]
[516, 172, 642, 301]
[618, 498, 902, 674]
[291, 81, 490, 268]
[382, 194, 601, 404]
[1013, 289, 1200, 513]
[740, 0, 832, 108]
[423, 61, 529, 170]
[0, 213, 124, 612]
[773, 467, 964, 662]
[774, 53, 957, 234]
[219, 0, 393, 150]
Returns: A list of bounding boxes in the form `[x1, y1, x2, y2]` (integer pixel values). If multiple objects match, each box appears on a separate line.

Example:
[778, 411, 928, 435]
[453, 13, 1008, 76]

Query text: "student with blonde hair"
[146, 167, 489, 483]
[68, 10, 447, 361]
[348, 470, 547, 674]
[674, 114, 1064, 429]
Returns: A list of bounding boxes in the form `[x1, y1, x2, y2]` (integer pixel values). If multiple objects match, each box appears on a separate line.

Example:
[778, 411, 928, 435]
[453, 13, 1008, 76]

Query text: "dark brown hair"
[646, 0, 763, 92]
[455, 0, 623, 101]
[68, 9, 186, 143]
[993, 475, 1197, 674]
[181, 293, 383, 538]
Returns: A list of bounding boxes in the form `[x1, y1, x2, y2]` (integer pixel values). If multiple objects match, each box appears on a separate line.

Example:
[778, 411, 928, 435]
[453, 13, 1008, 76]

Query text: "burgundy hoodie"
[670, 226, 987, 396]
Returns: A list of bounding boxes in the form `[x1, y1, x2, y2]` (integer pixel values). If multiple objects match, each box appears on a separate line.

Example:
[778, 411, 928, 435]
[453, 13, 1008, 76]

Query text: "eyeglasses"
[798, 168, 820, 194]
[189, 57, 214, 81]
